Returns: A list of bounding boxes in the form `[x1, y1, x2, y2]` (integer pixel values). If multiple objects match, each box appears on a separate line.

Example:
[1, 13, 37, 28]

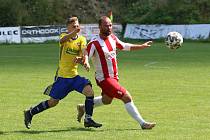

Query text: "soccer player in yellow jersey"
[24, 17, 102, 129]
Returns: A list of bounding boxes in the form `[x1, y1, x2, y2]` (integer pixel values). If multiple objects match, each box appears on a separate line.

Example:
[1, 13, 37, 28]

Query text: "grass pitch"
[0, 41, 210, 140]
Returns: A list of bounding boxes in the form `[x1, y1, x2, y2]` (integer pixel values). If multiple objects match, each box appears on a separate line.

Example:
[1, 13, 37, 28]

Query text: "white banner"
[124, 24, 210, 40]
[0, 27, 21, 43]
[21, 24, 123, 43]
[21, 25, 61, 43]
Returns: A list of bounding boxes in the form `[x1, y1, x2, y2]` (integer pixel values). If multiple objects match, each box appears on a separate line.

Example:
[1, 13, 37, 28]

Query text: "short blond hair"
[66, 17, 78, 25]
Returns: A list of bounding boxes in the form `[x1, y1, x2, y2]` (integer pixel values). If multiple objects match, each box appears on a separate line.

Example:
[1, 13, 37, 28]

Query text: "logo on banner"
[21, 26, 60, 37]
[0, 30, 19, 36]
[0, 27, 21, 43]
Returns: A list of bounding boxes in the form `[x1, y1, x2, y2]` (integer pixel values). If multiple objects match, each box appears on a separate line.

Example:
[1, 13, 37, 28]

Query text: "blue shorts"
[49, 75, 91, 100]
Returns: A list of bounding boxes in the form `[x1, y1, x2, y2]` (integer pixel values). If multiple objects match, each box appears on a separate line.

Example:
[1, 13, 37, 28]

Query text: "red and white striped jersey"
[86, 34, 131, 82]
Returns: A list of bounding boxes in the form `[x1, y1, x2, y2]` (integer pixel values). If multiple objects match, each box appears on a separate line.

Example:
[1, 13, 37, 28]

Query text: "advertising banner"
[21, 24, 123, 43]
[124, 24, 210, 40]
[21, 25, 61, 43]
[0, 27, 21, 43]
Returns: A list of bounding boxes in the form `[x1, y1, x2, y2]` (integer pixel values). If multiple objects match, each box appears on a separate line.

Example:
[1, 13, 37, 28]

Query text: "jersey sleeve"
[80, 36, 87, 50]
[86, 41, 96, 58]
[59, 33, 67, 47]
[111, 34, 131, 51]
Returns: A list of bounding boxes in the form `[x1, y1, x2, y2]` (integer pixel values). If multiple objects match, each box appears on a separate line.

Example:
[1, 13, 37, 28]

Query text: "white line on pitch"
[144, 61, 170, 69]
[144, 61, 159, 67]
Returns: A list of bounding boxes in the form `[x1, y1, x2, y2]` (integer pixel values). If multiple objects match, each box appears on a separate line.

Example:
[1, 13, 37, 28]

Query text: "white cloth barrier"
[0, 24, 122, 44]
[21, 25, 61, 43]
[21, 24, 122, 43]
[1, 24, 210, 43]
[0, 27, 21, 43]
[124, 24, 210, 40]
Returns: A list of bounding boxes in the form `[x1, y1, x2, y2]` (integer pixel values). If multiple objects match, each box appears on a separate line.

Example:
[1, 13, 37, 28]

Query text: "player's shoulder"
[77, 35, 87, 45]
[86, 35, 100, 48]
[78, 35, 86, 41]
[59, 32, 68, 38]
[89, 35, 100, 42]
[110, 34, 118, 40]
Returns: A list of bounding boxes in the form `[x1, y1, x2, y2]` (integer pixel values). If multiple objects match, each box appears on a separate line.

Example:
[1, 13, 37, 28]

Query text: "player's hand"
[74, 56, 90, 72]
[73, 27, 80, 34]
[142, 41, 153, 48]
[83, 61, 90, 72]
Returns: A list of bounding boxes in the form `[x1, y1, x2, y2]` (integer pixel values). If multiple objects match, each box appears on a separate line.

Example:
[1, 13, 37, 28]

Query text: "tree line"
[0, 0, 210, 27]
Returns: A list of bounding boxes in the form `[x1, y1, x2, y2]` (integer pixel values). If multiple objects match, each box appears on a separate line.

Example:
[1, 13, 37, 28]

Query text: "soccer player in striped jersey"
[76, 16, 156, 129]
[24, 17, 102, 129]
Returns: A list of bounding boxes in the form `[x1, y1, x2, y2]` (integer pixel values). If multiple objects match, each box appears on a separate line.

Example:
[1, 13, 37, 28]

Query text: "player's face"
[100, 18, 112, 37]
[67, 21, 80, 33]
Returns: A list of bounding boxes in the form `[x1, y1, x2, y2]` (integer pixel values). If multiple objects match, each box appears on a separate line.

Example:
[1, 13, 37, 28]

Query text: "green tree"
[0, 0, 24, 26]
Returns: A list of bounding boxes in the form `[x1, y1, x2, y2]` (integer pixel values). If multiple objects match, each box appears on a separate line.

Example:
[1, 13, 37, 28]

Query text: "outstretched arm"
[114, 34, 152, 51]
[128, 41, 153, 51]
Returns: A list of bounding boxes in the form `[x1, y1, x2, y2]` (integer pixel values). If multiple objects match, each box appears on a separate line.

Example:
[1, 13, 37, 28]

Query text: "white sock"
[94, 96, 104, 107]
[124, 101, 145, 125]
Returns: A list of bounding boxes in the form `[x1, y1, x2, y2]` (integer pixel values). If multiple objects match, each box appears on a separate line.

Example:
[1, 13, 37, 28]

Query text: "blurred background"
[0, 0, 210, 26]
[1, 1, 210, 140]
[1, 0, 210, 43]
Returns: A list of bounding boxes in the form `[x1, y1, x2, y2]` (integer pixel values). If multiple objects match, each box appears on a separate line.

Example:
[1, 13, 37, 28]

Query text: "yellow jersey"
[57, 33, 87, 78]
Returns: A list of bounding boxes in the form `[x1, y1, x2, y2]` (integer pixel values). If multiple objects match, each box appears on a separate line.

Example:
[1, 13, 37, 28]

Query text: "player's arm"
[82, 50, 90, 71]
[74, 50, 90, 72]
[79, 49, 90, 71]
[114, 34, 152, 51]
[74, 42, 95, 72]
[128, 41, 153, 51]
[60, 27, 80, 44]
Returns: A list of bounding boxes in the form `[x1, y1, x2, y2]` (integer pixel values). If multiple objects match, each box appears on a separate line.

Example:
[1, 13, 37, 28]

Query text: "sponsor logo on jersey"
[66, 48, 79, 55]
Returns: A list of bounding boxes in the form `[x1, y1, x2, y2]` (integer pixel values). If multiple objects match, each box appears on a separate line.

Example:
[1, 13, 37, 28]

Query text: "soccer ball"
[165, 31, 183, 49]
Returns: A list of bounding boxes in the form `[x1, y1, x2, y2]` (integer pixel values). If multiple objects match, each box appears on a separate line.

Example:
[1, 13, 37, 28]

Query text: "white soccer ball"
[165, 31, 183, 49]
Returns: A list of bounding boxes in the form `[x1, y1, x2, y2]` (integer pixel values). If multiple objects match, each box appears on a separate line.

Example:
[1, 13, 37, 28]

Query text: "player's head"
[98, 16, 112, 37]
[66, 16, 80, 33]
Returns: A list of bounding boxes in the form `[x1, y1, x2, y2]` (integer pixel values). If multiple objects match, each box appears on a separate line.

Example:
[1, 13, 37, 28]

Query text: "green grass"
[0, 42, 210, 140]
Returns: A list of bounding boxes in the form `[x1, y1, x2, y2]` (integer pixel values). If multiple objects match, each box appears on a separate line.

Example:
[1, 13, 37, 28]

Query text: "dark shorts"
[49, 75, 91, 100]
[96, 78, 127, 99]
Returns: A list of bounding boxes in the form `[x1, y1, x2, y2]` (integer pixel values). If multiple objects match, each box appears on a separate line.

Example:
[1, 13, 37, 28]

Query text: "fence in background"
[0, 24, 122, 44]
[124, 24, 210, 40]
[1, 24, 210, 44]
